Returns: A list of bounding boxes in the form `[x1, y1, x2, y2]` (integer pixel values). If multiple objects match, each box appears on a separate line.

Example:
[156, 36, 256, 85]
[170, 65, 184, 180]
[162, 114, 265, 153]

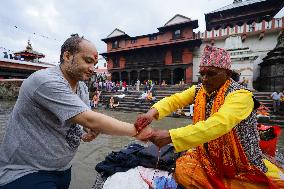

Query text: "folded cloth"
[137, 144, 181, 172]
[95, 143, 144, 177]
[153, 176, 177, 189]
[103, 166, 174, 189]
[95, 144, 182, 178]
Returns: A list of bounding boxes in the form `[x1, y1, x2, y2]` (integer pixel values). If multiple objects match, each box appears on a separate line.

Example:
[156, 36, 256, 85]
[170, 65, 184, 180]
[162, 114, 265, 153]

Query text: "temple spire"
[26, 40, 32, 50]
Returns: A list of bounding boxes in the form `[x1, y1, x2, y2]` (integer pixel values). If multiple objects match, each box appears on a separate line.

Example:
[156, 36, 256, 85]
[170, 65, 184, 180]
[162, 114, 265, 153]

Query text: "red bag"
[258, 124, 281, 157]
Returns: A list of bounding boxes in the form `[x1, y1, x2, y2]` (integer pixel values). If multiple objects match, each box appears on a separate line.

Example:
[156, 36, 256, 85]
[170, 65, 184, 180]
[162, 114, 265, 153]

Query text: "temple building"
[195, 0, 284, 90]
[14, 40, 45, 62]
[102, 0, 284, 90]
[0, 40, 53, 79]
[101, 14, 201, 85]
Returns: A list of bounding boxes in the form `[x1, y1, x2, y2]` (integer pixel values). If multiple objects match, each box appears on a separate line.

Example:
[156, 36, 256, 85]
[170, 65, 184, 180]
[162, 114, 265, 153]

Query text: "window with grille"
[112, 41, 119, 49]
[173, 29, 181, 39]
[130, 39, 137, 44]
[112, 57, 119, 68]
[149, 35, 157, 41]
[172, 49, 183, 63]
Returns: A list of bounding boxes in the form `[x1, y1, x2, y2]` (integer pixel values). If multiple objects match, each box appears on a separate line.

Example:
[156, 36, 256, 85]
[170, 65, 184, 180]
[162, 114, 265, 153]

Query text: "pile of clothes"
[94, 143, 183, 189]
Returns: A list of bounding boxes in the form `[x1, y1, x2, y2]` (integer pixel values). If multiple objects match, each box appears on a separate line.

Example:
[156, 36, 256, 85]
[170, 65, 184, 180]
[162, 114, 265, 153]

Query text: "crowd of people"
[0, 34, 283, 189]
[94, 79, 130, 92]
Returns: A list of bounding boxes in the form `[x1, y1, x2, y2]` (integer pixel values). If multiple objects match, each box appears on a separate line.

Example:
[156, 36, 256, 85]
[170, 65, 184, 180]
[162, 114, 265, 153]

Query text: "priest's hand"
[134, 126, 154, 141]
[149, 129, 172, 148]
[134, 108, 158, 132]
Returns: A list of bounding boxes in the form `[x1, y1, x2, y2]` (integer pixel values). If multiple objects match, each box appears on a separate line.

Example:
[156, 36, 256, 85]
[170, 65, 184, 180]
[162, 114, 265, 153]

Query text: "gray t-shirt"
[0, 66, 90, 186]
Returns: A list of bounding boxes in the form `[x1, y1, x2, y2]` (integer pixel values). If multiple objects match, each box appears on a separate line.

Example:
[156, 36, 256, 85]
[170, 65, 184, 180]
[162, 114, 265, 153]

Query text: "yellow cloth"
[152, 85, 254, 152]
[264, 159, 284, 179]
[175, 151, 284, 188]
[152, 85, 284, 179]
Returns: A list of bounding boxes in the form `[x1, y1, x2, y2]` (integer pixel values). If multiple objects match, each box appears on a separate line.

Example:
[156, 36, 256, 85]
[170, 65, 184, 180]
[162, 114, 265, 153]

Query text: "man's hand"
[149, 129, 172, 148]
[134, 108, 158, 132]
[81, 129, 100, 142]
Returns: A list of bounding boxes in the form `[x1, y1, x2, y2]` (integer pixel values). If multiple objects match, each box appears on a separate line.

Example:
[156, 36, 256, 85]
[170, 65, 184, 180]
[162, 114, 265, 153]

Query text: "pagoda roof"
[102, 28, 130, 42]
[14, 40, 45, 58]
[158, 14, 198, 31]
[208, 0, 266, 14]
[205, 0, 284, 30]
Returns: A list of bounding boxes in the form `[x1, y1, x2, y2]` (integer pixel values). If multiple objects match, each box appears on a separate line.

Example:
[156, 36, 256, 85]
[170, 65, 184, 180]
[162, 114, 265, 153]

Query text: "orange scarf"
[193, 80, 277, 189]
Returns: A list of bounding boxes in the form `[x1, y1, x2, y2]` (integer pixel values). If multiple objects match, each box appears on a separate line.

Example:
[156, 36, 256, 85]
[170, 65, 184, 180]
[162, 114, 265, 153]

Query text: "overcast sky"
[0, 0, 283, 66]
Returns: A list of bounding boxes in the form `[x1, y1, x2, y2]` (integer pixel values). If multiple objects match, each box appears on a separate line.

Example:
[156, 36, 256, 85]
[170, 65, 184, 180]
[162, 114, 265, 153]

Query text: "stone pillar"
[184, 69, 186, 84]
[137, 70, 140, 81]
[170, 70, 174, 85]
[185, 67, 193, 84]
[158, 70, 161, 84]
[128, 71, 131, 85]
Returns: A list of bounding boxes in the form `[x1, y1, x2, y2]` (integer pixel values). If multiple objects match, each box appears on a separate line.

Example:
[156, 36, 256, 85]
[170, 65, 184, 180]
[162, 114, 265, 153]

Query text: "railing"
[196, 17, 284, 40]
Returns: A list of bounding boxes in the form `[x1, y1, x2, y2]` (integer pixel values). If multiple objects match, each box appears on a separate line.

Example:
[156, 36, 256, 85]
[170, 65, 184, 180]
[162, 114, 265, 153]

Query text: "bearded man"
[0, 34, 143, 189]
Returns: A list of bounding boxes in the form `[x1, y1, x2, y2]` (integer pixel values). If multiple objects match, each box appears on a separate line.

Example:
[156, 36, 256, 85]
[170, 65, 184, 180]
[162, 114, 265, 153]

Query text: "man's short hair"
[60, 34, 86, 63]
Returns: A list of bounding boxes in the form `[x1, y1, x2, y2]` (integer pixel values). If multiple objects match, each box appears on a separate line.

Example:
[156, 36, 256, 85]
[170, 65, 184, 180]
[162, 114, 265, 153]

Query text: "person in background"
[0, 34, 149, 189]
[270, 91, 283, 113]
[92, 90, 100, 109]
[135, 45, 284, 188]
[109, 96, 115, 109]
[136, 79, 140, 91]
[241, 76, 248, 88]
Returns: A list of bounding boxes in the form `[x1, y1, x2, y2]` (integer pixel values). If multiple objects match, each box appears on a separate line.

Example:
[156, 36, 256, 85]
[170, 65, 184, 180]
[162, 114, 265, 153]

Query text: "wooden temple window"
[247, 24, 254, 32]
[275, 19, 282, 28]
[130, 39, 137, 44]
[112, 57, 119, 68]
[172, 49, 183, 63]
[173, 29, 181, 39]
[112, 41, 119, 49]
[221, 28, 227, 36]
[149, 35, 157, 41]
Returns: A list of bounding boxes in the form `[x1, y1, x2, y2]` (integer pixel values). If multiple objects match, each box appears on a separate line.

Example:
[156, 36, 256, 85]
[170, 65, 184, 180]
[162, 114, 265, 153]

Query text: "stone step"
[98, 89, 283, 126]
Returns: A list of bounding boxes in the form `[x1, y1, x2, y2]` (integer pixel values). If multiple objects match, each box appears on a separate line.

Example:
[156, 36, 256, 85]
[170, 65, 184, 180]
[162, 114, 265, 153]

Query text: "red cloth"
[258, 124, 281, 157]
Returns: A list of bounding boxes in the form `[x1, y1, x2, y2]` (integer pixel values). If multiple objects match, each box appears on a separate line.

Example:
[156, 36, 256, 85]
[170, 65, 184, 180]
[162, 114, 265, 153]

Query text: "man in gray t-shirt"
[0, 34, 149, 189]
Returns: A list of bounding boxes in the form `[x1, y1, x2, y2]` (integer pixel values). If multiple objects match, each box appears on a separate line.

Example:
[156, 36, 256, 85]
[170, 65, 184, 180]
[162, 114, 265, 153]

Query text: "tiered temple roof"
[14, 40, 45, 62]
[205, 0, 284, 30]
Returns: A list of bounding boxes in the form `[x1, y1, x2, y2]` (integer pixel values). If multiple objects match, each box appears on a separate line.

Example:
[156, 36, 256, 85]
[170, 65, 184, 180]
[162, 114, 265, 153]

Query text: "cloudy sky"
[0, 0, 283, 66]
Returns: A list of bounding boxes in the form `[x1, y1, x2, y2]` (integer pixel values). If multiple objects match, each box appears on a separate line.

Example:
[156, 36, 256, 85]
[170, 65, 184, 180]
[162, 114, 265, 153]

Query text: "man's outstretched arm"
[70, 110, 137, 137]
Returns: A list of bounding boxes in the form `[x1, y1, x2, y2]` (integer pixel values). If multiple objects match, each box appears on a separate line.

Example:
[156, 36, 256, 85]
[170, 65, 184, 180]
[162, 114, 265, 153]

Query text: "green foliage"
[0, 82, 20, 100]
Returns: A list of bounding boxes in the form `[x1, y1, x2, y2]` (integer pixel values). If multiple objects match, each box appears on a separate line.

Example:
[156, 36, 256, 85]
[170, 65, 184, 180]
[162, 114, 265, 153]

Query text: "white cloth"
[103, 166, 171, 189]
[271, 92, 283, 100]
[138, 93, 148, 99]
[114, 94, 126, 99]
